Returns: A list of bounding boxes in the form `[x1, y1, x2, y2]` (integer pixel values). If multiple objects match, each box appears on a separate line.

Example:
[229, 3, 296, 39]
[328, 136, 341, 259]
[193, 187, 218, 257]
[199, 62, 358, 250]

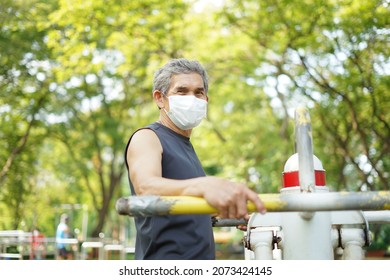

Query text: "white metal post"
[248, 230, 274, 260]
[340, 227, 365, 260]
[279, 107, 334, 259]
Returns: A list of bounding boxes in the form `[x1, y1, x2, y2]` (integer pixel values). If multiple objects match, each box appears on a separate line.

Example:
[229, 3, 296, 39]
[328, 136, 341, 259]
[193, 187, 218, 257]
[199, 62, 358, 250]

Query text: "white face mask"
[164, 95, 207, 130]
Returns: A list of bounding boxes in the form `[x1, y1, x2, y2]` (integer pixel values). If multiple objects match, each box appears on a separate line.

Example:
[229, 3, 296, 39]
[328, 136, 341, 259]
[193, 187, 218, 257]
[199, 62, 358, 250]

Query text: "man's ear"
[153, 90, 164, 109]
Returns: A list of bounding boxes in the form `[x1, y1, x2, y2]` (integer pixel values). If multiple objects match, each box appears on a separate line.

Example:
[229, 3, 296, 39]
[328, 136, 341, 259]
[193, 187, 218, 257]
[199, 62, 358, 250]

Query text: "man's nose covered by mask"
[163, 95, 207, 130]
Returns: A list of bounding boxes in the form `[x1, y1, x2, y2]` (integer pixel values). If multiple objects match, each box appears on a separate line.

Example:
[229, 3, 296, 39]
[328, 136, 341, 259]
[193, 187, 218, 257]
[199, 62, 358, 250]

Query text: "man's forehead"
[170, 73, 204, 88]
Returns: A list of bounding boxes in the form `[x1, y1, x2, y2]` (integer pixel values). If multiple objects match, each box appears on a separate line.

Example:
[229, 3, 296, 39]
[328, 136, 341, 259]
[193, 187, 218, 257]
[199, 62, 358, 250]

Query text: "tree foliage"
[1, 0, 389, 246]
[217, 0, 390, 191]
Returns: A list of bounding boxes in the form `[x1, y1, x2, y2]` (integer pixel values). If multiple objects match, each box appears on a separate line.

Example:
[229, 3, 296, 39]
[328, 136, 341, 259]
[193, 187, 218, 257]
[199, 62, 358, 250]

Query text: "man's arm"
[127, 129, 266, 219]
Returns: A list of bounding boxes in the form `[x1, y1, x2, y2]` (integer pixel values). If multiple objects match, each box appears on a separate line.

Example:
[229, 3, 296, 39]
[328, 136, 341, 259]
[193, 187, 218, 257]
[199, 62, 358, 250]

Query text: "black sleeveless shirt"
[124, 122, 215, 259]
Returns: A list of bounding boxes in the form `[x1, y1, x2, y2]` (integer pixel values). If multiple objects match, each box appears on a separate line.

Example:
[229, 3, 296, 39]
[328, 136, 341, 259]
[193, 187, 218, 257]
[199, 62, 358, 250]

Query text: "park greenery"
[0, 0, 389, 251]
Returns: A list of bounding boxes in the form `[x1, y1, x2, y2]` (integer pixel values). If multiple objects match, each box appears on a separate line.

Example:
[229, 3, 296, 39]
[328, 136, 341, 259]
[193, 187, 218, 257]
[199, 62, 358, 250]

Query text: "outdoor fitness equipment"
[116, 107, 390, 259]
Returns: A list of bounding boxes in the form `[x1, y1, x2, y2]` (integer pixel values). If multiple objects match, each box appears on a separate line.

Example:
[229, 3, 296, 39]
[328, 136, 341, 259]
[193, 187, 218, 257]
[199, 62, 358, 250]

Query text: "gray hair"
[153, 58, 209, 95]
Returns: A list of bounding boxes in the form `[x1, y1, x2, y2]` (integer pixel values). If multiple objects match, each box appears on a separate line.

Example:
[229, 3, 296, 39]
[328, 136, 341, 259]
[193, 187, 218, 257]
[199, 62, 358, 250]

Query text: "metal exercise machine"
[116, 107, 390, 259]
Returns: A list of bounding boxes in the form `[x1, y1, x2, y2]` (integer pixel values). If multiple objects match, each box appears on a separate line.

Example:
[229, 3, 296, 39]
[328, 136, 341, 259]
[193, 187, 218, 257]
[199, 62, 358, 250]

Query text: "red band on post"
[283, 170, 326, 188]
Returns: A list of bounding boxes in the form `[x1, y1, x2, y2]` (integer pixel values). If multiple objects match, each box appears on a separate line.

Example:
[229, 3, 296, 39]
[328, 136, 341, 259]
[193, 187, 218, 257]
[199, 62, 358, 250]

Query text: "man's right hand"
[185, 176, 266, 219]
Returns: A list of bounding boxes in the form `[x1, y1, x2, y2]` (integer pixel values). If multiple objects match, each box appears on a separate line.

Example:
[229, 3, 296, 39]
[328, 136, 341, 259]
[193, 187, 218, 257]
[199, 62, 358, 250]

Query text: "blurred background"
[0, 0, 389, 259]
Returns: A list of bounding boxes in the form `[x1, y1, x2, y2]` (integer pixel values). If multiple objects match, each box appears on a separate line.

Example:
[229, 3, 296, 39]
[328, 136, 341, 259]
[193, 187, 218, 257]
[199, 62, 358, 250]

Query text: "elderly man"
[125, 58, 265, 259]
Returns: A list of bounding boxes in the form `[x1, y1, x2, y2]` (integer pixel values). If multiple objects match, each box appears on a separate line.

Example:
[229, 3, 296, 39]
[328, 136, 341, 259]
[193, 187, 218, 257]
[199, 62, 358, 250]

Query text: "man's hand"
[187, 176, 266, 219]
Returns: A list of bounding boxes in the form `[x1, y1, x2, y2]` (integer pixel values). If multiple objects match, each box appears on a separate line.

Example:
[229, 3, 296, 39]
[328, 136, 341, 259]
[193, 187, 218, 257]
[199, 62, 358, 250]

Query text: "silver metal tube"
[295, 107, 315, 192]
[363, 210, 390, 224]
[211, 211, 390, 227]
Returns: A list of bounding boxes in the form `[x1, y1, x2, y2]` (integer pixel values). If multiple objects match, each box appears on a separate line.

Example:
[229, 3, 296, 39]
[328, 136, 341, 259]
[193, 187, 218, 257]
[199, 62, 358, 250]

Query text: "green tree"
[0, 0, 57, 228]
[42, 0, 191, 236]
[217, 0, 389, 191]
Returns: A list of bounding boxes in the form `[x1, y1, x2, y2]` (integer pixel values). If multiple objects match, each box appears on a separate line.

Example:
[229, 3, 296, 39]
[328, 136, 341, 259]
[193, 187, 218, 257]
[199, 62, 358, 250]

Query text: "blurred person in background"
[56, 213, 73, 260]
